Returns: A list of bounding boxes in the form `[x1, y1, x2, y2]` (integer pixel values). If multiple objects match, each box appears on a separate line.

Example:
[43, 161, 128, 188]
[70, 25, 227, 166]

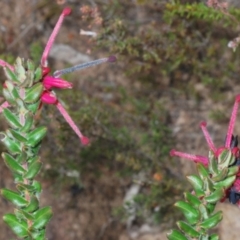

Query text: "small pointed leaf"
[214, 175, 236, 189]
[3, 88, 15, 104]
[3, 213, 28, 238]
[206, 203, 216, 215]
[16, 209, 34, 221]
[208, 151, 218, 175]
[8, 129, 27, 143]
[4, 67, 19, 83]
[186, 175, 204, 197]
[218, 149, 235, 168]
[26, 126, 47, 147]
[203, 177, 214, 193]
[32, 206, 53, 230]
[24, 83, 43, 103]
[212, 167, 228, 182]
[20, 112, 34, 132]
[1, 188, 28, 207]
[32, 180, 42, 194]
[198, 204, 210, 220]
[177, 221, 200, 238]
[26, 100, 41, 113]
[23, 196, 39, 213]
[3, 108, 22, 129]
[34, 67, 42, 82]
[24, 160, 42, 179]
[174, 201, 200, 224]
[15, 57, 26, 83]
[167, 229, 188, 240]
[205, 188, 225, 203]
[2, 152, 26, 175]
[227, 166, 239, 177]
[209, 233, 219, 240]
[5, 80, 20, 99]
[184, 192, 201, 208]
[200, 211, 223, 229]
[197, 163, 209, 180]
[16, 183, 36, 193]
[1, 134, 22, 155]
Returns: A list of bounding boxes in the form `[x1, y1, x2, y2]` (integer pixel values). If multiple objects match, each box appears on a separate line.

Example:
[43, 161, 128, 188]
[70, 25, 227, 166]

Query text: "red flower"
[170, 95, 240, 205]
[0, 7, 116, 146]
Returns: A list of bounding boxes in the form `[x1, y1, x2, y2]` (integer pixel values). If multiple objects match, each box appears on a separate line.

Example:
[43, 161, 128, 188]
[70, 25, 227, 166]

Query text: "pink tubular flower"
[43, 76, 73, 90]
[0, 7, 116, 145]
[170, 95, 240, 205]
[170, 95, 240, 163]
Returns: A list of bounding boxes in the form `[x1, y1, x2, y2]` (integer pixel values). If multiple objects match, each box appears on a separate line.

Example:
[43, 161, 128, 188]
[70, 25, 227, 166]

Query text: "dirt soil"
[0, 1, 240, 240]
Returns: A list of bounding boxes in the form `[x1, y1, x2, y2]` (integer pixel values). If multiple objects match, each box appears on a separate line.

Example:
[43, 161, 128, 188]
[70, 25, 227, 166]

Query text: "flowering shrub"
[0, 7, 115, 239]
[167, 96, 240, 239]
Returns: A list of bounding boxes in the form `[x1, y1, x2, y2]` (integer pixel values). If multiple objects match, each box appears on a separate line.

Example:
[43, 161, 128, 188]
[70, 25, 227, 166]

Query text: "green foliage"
[0, 58, 51, 239]
[96, 0, 240, 98]
[167, 150, 236, 239]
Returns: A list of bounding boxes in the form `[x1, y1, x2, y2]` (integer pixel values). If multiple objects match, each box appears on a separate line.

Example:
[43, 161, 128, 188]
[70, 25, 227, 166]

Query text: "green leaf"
[26, 100, 41, 113]
[15, 57, 26, 83]
[3, 108, 22, 129]
[184, 192, 201, 208]
[206, 203, 215, 215]
[32, 206, 53, 230]
[24, 160, 42, 179]
[1, 188, 28, 207]
[3, 88, 15, 104]
[23, 196, 39, 213]
[174, 201, 200, 224]
[15, 209, 35, 221]
[15, 152, 27, 164]
[5, 80, 20, 99]
[200, 211, 223, 229]
[24, 83, 43, 103]
[16, 183, 36, 193]
[27, 156, 39, 164]
[13, 172, 24, 183]
[2, 152, 26, 175]
[177, 221, 200, 238]
[8, 129, 27, 143]
[209, 233, 219, 240]
[20, 112, 34, 132]
[197, 163, 209, 180]
[167, 229, 188, 240]
[30, 229, 46, 239]
[186, 175, 204, 197]
[204, 188, 225, 203]
[211, 168, 228, 182]
[203, 177, 214, 193]
[32, 181, 42, 195]
[214, 175, 236, 189]
[34, 67, 42, 82]
[27, 59, 35, 71]
[26, 126, 47, 147]
[1, 134, 22, 155]
[218, 149, 235, 168]
[208, 151, 218, 175]
[4, 67, 19, 83]
[3, 213, 28, 238]
[227, 166, 239, 177]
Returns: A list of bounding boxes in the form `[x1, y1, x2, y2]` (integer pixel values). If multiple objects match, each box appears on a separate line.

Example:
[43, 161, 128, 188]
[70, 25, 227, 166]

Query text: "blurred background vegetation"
[0, 0, 240, 239]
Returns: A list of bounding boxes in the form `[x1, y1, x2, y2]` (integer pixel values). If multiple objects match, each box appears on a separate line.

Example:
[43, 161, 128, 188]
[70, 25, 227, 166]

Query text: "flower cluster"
[170, 95, 240, 205]
[0, 7, 116, 146]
